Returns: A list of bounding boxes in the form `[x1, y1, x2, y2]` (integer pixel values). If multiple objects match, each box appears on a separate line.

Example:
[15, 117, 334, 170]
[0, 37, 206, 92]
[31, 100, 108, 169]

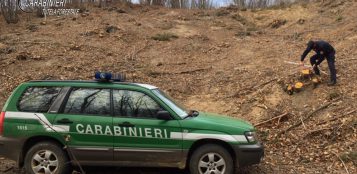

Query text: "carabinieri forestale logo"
[18, 0, 79, 16]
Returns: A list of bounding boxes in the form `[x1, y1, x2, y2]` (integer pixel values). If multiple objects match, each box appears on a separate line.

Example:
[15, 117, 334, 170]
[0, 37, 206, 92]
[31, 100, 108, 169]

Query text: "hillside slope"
[0, 0, 356, 173]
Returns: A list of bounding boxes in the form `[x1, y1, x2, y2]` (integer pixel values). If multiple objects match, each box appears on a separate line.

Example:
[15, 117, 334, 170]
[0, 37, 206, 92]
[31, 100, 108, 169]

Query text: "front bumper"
[0, 136, 23, 162]
[233, 142, 264, 167]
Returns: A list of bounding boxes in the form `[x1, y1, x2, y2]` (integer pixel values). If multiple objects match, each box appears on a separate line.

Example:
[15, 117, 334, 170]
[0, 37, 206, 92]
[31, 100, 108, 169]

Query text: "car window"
[18, 87, 62, 113]
[113, 90, 161, 118]
[152, 89, 188, 118]
[63, 88, 110, 115]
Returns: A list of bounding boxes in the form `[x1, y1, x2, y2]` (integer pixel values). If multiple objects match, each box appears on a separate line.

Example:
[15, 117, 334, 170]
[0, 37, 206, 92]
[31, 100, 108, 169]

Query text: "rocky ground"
[0, 0, 356, 173]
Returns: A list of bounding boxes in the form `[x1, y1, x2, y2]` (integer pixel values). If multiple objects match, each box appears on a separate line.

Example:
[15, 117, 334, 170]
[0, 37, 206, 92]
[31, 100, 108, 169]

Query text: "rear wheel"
[189, 144, 234, 174]
[24, 142, 71, 174]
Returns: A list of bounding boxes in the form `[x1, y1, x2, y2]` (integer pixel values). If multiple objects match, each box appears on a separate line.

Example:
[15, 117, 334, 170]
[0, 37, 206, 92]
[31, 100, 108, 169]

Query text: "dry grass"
[151, 33, 178, 41]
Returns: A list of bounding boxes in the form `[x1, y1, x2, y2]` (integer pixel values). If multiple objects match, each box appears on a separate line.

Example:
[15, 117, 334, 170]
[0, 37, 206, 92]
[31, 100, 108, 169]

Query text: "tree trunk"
[1, 0, 19, 24]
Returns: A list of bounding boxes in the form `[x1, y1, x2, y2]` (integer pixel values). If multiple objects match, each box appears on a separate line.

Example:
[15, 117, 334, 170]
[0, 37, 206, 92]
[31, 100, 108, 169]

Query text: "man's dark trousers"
[310, 52, 337, 83]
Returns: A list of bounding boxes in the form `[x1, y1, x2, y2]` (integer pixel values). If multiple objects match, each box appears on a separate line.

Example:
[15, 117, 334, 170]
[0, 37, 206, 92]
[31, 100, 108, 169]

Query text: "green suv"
[0, 73, 263, 174]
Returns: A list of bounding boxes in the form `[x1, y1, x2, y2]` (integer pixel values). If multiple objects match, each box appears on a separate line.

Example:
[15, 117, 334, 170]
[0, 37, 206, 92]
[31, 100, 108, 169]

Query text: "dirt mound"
[0, 1, 356, 173]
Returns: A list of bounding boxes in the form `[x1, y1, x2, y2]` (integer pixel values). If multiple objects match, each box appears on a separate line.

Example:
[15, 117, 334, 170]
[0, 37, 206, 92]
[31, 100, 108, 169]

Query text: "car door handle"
[118, 122, 135, 127]
[56, 118, 73, 124]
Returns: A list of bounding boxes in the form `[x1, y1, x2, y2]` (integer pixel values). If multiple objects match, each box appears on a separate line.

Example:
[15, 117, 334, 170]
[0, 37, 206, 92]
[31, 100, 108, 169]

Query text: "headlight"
[245, 131, 257, 143]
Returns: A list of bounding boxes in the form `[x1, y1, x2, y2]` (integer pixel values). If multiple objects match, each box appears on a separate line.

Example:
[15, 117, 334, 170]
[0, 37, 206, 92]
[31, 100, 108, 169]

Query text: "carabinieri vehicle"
[0, 72, 264, 174]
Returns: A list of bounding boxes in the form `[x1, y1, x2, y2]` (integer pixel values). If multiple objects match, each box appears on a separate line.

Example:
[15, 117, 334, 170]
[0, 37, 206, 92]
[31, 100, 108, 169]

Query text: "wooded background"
[0, 0, 307, 24]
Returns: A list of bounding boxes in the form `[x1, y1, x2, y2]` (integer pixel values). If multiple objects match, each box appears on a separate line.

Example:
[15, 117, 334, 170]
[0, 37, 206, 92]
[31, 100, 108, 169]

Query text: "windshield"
[152, 89, 188, 118]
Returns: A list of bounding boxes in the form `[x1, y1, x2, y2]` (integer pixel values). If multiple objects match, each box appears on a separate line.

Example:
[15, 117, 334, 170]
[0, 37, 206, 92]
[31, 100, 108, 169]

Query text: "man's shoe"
[328, 81, 336, 86]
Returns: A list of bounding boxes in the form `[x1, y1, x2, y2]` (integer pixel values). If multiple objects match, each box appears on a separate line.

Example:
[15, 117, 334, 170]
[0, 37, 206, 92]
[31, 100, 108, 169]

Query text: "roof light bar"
[95, 72, 126, 82]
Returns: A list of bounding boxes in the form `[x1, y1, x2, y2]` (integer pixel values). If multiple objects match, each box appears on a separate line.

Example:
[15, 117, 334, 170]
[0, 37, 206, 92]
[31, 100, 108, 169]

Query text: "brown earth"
[0, 0, 356, 173]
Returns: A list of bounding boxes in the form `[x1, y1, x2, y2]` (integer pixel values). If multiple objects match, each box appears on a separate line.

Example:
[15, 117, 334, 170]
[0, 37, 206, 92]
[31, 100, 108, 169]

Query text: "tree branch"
[279, 98, 340, 135]
[254, 113, 289, 126]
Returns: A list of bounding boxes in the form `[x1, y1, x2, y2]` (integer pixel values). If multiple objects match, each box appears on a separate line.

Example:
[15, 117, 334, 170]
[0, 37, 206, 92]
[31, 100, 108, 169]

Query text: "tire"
[24, 142, 71, 174]
[189, 144, 234, 174]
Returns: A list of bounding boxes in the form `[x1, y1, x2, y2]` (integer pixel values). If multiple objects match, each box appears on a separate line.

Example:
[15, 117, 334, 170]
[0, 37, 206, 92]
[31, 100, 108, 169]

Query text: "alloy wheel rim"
[198, 152, 226, 174]
[31, 150, 59, 174]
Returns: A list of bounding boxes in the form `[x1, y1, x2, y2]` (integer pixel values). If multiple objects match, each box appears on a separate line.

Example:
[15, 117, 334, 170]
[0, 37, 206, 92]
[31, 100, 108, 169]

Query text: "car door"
[54, 87, 113, 163]
[112, 89, 183, 164]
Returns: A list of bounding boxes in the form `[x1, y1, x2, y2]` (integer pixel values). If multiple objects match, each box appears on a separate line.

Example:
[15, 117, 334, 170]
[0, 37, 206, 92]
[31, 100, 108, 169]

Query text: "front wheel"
[189, 144, 234, 174]
[24, 142, 71, 174]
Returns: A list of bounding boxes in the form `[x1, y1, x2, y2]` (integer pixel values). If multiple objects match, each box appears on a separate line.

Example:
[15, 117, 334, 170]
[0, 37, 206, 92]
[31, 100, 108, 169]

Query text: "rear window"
[63, 88, 111, 115]
[18, 87, 62, 112]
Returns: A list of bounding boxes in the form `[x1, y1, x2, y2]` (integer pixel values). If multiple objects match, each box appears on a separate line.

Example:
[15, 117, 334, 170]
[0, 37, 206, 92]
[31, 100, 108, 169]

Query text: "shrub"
[215, 10, 230, 16]
[328, 92, 340, 100]
[151, 33, 178, 41]
[340, 152, 357, 166]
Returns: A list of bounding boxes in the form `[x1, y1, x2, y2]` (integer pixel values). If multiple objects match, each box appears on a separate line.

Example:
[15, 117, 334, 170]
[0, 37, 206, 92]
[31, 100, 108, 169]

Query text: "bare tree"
[0, 0, 19, 24]
[137, 0, 166, 6]
[152, 0, 166, 5]
[232, 0, 246, 8]
[118, 0, 132, 4]
[99, 0, 107, 7]
[232, 0, 299, 9]
[168, 0, 190, 8]
[191, 0, 213, 9]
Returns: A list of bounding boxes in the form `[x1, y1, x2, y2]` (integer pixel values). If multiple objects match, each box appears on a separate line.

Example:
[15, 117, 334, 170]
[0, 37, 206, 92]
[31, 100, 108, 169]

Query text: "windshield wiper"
[183, 110, 199, 119]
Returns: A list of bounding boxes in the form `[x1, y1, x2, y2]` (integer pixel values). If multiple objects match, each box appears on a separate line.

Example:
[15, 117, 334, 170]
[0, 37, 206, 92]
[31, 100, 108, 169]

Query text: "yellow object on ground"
[287, 85, 293, 91]
[301, 69, 311, 75]
[286, 84, 294, 95]
[312, 77, 320, 83]
[295, 82, 304, 89]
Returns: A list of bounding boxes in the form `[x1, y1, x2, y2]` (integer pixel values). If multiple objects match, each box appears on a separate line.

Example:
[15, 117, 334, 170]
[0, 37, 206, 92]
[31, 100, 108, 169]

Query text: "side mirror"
[157, 111, 172, 120]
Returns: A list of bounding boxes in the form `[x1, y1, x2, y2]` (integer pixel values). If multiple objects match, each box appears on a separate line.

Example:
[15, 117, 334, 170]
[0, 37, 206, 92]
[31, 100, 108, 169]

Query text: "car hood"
[181, 112, 255, 134]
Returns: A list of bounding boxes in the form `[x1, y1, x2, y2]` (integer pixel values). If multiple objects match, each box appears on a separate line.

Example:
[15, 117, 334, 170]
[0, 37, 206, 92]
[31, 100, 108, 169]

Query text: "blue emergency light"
[95, 72, 126, 82]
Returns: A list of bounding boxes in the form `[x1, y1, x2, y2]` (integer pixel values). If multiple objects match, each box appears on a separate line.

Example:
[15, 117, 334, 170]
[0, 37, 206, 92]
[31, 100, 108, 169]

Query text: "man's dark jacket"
[301, 40, 335, 61]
